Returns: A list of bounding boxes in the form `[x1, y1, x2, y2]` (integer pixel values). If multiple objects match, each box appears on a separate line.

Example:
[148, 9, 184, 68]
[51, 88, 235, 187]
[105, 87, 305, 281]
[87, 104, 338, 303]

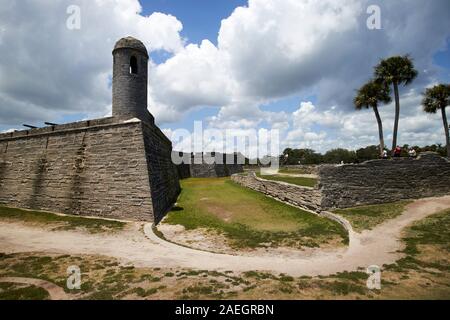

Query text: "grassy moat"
[163, 177, 347, 249]
[256, 172, 317, 188]
[0, 181, 449, 300]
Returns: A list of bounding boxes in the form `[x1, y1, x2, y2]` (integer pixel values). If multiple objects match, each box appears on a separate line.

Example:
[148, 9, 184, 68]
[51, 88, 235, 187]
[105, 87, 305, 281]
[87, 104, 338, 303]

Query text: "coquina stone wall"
[232, 152, 450, 213]
[231, 172, 322, 212]
[319, 152, 450, 209]
[175, 152, 244, 179]
[280, 165, 320, 175]
[141, 121, 180, 222]
[0, 117, 180, 222]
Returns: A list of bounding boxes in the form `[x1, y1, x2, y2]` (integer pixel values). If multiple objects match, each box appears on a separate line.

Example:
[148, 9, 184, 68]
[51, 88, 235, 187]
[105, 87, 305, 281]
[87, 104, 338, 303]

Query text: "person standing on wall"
[393, 146, 402, 158]
[408, 148, 417, 158]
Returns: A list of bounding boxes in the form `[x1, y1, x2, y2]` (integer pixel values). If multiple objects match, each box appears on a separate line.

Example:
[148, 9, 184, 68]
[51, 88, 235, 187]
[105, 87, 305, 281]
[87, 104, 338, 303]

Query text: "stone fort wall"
[0, 117, 180, 222]
[232, 153, 450, 212]
[319, 152, 450, 209]
[176, 153, 244, 179]
[141, 121, 180, 222]
[231, 172, 322, 212]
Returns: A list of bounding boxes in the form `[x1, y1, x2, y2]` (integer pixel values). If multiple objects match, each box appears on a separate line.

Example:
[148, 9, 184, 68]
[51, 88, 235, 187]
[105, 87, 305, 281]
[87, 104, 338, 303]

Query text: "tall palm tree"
[354, 80, 392, 156]
[422, 84, 450, 157]
[374, 55, 418, 151]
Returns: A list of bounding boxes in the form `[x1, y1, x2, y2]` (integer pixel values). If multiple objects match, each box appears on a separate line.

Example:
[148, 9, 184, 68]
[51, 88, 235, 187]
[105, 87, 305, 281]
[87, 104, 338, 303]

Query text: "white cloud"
[282, 87, 445, 153]
[0, 0, 449, 154]
[151, 0, 449, 132]
[0, 0, 184, 126]
[149, 39, 234, 122]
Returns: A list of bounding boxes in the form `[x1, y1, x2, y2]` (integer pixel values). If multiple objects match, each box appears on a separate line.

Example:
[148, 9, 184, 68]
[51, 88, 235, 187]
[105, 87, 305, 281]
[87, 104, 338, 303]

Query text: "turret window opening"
[130, 56, 138, 74]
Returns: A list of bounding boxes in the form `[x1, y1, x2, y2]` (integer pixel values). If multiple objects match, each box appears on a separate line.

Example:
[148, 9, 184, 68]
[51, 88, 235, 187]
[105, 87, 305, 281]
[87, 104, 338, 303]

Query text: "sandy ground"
[156, 223, 345, 258]
[1, 195, 449, 277]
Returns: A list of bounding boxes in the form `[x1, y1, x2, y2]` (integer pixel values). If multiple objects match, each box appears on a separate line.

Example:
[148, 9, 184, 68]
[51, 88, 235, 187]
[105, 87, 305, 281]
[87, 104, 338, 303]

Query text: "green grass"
[403, 208, 450, 254]
[163, 178, 347, 249]
[1, 209, 450, 302]
[396, 208, 450, 273]
[256, 173, 317, 188]
[278, 168, 310, 175]
[383, 208, 450, 279]
[0, 206, 125, 233]
[333, 201, 411, 232]
[0, 283, 50, 300]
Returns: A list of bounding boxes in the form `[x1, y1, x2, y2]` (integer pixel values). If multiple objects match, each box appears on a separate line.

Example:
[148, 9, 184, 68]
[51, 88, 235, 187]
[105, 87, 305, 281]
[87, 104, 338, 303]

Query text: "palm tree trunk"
[373, 104, 385, 156]
[392, 82, 400, 152]
[441, 106, 450, 158]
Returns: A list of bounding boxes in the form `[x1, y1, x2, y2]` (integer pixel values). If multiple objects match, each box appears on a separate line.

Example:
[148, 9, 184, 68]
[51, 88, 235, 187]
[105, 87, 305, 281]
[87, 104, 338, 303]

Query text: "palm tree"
[374, 55, 418, 151]
[354, 80, 392, 156]
[422, 84, 450, 157]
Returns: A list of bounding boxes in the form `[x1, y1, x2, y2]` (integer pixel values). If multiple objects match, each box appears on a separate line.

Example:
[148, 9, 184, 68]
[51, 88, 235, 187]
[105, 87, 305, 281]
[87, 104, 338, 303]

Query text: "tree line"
[281, 144, 448, 165]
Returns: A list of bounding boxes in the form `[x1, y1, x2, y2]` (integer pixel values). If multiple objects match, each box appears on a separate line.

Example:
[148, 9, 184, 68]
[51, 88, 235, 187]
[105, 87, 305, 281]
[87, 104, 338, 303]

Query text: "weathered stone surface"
[233, 153, 450, 212]
[141, 121, 180, 223]
[0, 118, 180, 222]
[231, 172, 322, 212]
[281, 165, 320, 175]
[112, 37, 154, 123]
[175, 152, 244, 179]
[319, 152, 450, 209]
[0, 36, 180, 222]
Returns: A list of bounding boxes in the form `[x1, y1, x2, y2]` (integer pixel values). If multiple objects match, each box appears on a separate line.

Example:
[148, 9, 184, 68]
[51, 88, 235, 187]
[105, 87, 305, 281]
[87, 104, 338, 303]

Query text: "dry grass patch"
[0, 206, 125, 234]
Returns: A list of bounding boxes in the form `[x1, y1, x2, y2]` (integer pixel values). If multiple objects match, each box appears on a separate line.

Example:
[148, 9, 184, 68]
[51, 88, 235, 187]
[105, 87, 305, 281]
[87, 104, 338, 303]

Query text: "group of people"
[381, 146, 417, 159]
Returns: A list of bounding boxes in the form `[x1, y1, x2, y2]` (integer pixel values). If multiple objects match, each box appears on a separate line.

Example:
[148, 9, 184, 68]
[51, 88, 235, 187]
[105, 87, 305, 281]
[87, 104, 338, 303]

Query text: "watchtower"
[112, 36, 153, 122]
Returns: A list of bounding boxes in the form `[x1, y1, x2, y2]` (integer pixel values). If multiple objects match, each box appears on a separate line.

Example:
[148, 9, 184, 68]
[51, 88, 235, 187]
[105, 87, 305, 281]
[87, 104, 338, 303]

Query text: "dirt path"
[0, 277, 69, 300]
[1, 195, 449, 276]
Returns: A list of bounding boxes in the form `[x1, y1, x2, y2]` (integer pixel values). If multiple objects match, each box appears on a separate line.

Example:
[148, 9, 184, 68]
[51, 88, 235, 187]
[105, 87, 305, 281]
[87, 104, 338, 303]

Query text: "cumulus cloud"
[149, 39, 234, 122]
[155, 0, 449, 154]
[283, 88, 444, 153]
[1, 0, 449, 153]
[0, 0, 184, 127]
[153, 0, 449, 119]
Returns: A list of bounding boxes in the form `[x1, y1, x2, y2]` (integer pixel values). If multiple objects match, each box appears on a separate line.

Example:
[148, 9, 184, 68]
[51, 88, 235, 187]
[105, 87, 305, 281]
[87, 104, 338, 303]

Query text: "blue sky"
[141, 0, 247, 46]
[141, 0, 248, 133]
[1, 0, 449, 154]
[141, 0, 450, 142]
[135, 0, 318, 134]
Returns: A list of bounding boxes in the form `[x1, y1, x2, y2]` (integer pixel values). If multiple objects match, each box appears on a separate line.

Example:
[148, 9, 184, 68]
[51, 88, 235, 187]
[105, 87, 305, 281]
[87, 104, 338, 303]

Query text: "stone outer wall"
[281, 165, 320, 174]
[189, 163, 234, 178]
[0, 117, 179, 222]
[175, 163, 191, 179]
[226, 163, 245, 175]
[175, 153, 244, 179]
[233, 153, 450, 213]
[141, 121, 180, 223]
[319, 152, 450, 209]
[231, 172, 322, 212]
[182, 162, 244, 178]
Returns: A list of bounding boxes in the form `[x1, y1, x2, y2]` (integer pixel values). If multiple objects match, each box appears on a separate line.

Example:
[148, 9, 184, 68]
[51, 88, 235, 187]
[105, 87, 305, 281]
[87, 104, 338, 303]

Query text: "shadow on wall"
[68, 137, 88, 215]
[29, 155, 48, 209]
[0, 160, 8, 198]
[174, 152, 244, 179]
